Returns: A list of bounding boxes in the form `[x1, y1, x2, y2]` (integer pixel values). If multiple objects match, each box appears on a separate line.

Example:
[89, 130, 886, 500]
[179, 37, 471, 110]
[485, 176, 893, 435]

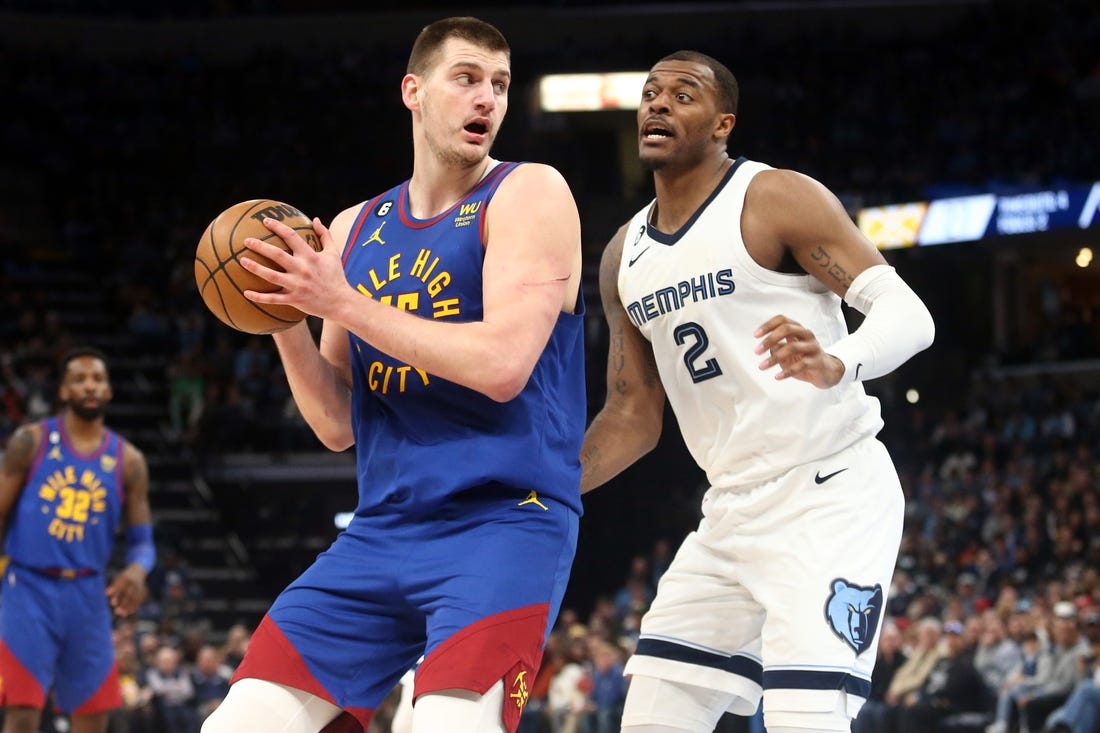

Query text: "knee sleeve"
[200, 678, 342, 733]
[411, 680, 505, 733]
[620, 675, 735, 732]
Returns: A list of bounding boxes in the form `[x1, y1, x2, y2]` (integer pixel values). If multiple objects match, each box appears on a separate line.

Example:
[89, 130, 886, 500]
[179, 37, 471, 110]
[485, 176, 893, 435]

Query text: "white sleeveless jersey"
[618, 158, 883, 490]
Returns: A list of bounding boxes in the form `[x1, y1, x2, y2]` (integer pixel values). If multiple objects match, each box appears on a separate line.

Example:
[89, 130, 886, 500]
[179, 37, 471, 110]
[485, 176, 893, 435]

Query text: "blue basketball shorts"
[0, 565, 121, 713]
[232, 484, 579, 733]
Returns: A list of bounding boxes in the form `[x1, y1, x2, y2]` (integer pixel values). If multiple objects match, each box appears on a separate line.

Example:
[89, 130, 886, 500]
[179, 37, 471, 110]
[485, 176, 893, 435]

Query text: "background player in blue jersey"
[580, 52, 934, 733]
[0, 346, 155, 733]
[201, 16, 586, 733]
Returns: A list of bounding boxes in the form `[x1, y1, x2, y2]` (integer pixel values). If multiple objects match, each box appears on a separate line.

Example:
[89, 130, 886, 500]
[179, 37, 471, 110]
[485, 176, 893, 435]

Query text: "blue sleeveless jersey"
[4, 416, 125, 572]
[341, 162, 586, 515]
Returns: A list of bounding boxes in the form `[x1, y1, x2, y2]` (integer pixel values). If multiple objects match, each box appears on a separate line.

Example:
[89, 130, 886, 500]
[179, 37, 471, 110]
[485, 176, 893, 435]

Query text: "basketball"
[194, 199, 321, 335]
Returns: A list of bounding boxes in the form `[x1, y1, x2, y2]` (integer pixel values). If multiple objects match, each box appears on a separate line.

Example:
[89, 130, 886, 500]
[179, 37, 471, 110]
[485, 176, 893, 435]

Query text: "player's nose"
[473, 79, 497, 111]
[646, 90, 671, 113]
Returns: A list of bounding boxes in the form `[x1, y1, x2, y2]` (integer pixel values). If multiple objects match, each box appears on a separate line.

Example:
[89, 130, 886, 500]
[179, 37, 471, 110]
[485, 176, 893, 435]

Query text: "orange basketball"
[194, 199, 320, 334]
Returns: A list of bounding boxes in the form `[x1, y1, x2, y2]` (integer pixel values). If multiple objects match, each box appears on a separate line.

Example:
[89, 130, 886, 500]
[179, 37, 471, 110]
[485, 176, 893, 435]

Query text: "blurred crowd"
[2, 1, 1100, 732]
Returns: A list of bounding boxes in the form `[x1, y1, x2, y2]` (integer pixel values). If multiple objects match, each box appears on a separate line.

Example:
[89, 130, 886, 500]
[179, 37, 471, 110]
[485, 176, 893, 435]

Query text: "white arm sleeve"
[826, 264, 934, 384]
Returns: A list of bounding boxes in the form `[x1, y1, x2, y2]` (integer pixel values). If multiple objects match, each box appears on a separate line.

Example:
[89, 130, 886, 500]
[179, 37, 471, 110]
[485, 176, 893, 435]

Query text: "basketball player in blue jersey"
[0, 346, 155, 733]
[200, 16, 586, 733]
[579, 51, 935, 733]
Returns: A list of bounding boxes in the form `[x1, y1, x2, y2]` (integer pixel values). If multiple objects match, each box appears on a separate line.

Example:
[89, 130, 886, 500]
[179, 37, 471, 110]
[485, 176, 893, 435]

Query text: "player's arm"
[0, 422, 40, 548]
[269, 206, 358, 452]
[106, 440, 153, 617]
[746, 169, 934, 387]
[245, 164, 582, 403]
[580, 225, 666, 494]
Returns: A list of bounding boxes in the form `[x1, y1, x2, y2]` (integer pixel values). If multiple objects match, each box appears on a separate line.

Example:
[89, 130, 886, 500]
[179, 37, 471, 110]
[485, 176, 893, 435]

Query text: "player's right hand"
[754, 314, 845, 389]
[106, 564, 148, 617]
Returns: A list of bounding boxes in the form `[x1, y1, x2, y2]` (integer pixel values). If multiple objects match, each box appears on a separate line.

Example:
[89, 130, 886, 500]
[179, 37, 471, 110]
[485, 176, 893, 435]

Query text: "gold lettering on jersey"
[351, 245, 468, 394]
[409, 248, 440, 282]
[454, 200, 481, 228]
[37, 464, 108, 544]
[367, 361, 430, 394]
[379, 292, 421, 311]
[433, 299, 461, 318]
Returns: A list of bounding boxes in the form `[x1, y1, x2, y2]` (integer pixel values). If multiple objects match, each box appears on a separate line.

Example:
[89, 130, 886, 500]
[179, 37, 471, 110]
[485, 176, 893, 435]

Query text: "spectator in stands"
[1016, 602, 1091, 731]
[191, 645, 231, 725]
[896, 620, 990, 733]
[548, 629, 592, 733]
[988, 628, 1054, 733]
[585, 639, 626, 733]
[220, 624, 250, 672]
[143, 644, 198, 733]
[1043, 636, 1100, 733]
[975, 610, 1025, 695]
[887, 617, 947, 713]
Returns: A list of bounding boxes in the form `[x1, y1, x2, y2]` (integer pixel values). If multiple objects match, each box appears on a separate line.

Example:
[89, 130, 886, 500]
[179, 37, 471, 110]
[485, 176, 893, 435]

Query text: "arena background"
[1, 0, 1098, 730]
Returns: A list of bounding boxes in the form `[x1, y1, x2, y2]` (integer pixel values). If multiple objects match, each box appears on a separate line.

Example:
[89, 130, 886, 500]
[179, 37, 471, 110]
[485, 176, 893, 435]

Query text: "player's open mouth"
[464, 119, 490, 140]
[642, 124, 673, 140]
[642, 118, 673, 139]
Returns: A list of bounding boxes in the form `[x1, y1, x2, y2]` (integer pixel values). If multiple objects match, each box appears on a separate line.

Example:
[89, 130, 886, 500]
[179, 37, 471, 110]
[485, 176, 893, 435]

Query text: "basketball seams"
[195, 198, 313, 334]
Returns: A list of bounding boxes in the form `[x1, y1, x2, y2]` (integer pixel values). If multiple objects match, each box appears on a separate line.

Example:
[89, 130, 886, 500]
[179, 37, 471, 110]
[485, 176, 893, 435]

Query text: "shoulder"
[119, 438, 149, 479]
[2, 421, 43, 470]
[597, 223, 631, 292]
[495, 162, 573, 198]
[486, 163, 579, 236]
[328, 202, 371, 254]
[604, 222, 630, 264]
[746, 167, 829, 205]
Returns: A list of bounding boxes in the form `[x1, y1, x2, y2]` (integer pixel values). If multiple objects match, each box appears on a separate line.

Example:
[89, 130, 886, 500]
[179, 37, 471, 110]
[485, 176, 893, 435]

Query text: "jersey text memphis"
[618, 158, 883, 490]
[341, 162, 586, 515]
[5, 416, 125, 572]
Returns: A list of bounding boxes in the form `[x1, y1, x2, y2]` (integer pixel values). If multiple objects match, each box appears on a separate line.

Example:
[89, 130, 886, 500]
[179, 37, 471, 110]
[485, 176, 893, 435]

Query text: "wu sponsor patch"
[824, 578, 882, 656]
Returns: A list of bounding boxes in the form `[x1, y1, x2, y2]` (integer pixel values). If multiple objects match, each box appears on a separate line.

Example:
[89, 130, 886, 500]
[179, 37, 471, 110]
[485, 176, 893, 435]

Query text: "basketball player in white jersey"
[579, 51, 935, 733]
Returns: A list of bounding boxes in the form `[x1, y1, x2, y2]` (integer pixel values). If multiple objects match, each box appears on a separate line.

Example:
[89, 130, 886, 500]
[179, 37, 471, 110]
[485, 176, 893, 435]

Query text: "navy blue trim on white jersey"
[634, 638, 762, 684]
[645, 156, 748, 246]
[763, 669, 872, 697]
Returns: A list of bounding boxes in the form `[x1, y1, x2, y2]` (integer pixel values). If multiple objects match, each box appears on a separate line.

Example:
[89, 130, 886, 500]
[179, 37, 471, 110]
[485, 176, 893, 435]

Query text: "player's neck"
[650, 155, 732, 233]
[61, 410, 106, 447]
[408, 155, 494, 220]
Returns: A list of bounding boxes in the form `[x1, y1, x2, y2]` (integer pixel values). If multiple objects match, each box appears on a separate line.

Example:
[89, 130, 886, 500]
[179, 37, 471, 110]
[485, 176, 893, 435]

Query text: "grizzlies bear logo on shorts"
[824, 578, 882, 655]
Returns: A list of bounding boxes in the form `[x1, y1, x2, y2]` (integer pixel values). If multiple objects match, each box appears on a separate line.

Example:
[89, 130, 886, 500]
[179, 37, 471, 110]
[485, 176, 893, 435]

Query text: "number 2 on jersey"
[673, 322, 722, 383]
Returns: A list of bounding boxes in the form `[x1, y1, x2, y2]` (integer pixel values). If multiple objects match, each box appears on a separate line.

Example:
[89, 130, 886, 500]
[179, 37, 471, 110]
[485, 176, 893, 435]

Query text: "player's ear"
[401, 74, 421, 112]
[714, 113, 736, 141]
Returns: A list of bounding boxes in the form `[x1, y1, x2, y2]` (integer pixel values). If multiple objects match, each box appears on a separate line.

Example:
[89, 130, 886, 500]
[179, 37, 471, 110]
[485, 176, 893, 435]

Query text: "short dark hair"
[59, 346, 109, 377]
[407, 16, 510, 76]
[656, 50, 739, 115]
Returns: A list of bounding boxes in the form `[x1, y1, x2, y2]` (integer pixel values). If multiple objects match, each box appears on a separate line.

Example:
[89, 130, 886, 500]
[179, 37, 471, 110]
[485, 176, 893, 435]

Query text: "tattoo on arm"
[2, 427, 37, 473]
[608, 320, 631, 397]
[580, 446, 600, 480]
[812, 246, 855, 288]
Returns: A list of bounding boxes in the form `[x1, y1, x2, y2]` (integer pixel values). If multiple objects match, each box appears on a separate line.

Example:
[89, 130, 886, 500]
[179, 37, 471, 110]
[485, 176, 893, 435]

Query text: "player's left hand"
[240, 217, 349, 320]
[106, 564, 148, 617]
[755, 314, 845, 389]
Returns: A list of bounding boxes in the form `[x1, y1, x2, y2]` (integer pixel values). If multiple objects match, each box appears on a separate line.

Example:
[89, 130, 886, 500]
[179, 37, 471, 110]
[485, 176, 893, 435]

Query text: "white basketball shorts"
[623, 436, 904, 722]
